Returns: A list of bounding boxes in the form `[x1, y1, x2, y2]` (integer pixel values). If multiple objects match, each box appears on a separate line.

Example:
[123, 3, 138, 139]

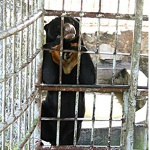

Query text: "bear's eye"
[70, 21, 74, 26]
[57, 25, 60, 29]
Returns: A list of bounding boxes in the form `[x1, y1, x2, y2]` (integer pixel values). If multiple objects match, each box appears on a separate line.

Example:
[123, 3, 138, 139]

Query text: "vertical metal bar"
[26, 0, 29, 19]
[29, 1, 34, 148]
[8, 3, 11, 29]
[120, 91, 129, 149]
[56, 91, 61, 146]
[23, 31, 28, 148]
[107, 92, 114, 148]
[91, 93, 96, 146]
[33, 12, 38, 150]
[125, 0, 143, 149]
[56, 0, 64, 145]
[10, 0, 16, 148]
[35, 0, 44, 146]
[18, 0, 23, 145]
[143, 99, 148, 150]
[108, 0, 120, 148]
[31, 102, 35, 147]
[91, 0, 101, 146]
[33, 0, 37, 89]
[73, 0, 83, 145]
[2, 1, 6, 149]
[27, 1, 34, 148]
[31, 0, 34, 91]
[23, 1, 29, 149]
[74, 91, 79, 146]
[28, 23, 32, 150]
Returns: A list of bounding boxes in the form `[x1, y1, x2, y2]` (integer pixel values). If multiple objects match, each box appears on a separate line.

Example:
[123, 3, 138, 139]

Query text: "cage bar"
[91, 93, 96, 146]
[43, 48, 148, 57]
[45, 10, 148, 21]
[73, 0, 84, 146]
[121, 0, 144, 149]
[1, 1, 7, 149]
[143, 99, 148, 150]
[0, 0, 44, 149]
[90, 0, 102, 146]
[17, 0, 24, 145]
[107, 0, 120, 148]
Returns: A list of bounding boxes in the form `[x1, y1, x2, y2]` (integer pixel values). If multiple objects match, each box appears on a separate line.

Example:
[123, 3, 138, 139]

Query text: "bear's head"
[44, 17, 80, 43]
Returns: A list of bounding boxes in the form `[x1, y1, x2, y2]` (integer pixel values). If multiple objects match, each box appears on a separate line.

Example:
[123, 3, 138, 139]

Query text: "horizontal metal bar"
[0, 90, 38, 132]
[0, 10, 43, 40]
[135, 124, 148, 128]
[36, 84, 148, 92]
[41, 118, 147, 128]
[43, 48, 148, 57]
[37, 84, 129, 92]
[41, 117, 121, 121]
[45, 10, 148, 21]
[49, 145, 121, 150]
[0, 48, 41, 83]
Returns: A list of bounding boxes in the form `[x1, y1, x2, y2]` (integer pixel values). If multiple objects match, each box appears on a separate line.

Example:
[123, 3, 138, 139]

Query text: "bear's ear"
[75, 18, 80, 22]
[44, 24, 49, 32]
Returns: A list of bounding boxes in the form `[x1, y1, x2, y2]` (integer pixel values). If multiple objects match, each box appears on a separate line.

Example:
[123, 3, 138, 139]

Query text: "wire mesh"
[0, 0, 44, 149]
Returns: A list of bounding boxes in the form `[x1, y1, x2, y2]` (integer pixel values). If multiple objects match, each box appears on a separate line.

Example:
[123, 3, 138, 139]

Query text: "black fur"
[41, 17, 95, 145]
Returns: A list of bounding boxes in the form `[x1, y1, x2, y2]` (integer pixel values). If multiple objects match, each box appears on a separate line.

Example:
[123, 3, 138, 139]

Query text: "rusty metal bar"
[108, 0, 120, 148]
[41, 117, 121, 122]
[18, 120, 38, 149]
[0, 47, 147, 84]
[0, 49, 41, 83]
[0, 90, 38, 133]
[49, 145, 120, 150]
[120, 91, 129, 149]
[0, 10, 43, 40]
[43, 48, 149, 57]
[91, 93, 96, 146]
[37, 84, 130, 93]
[45, 10, 148, 21]
[36, 84, 147, 92]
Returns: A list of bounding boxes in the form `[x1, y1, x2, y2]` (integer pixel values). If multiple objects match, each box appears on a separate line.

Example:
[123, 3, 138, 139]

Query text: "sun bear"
[41, 17, 95, 145]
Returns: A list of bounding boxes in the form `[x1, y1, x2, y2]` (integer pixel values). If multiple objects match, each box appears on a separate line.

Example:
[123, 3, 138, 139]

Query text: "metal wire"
[73, 0, 83, 146]
[2, 1, 7, 149]
[108, 0, 120, 148]
[0, 0, 44, 149]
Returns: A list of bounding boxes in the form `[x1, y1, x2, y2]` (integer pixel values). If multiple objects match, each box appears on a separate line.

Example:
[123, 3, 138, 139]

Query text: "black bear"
[41, 17, 95, 145]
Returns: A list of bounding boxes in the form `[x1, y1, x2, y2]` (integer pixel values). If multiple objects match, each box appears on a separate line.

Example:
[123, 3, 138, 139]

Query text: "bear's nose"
[64, 23, 76, 41]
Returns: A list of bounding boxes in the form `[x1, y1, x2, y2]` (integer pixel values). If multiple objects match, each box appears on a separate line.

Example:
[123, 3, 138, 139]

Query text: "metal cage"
[0, 0, 44, 149]
[0, 0, 148, 150]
